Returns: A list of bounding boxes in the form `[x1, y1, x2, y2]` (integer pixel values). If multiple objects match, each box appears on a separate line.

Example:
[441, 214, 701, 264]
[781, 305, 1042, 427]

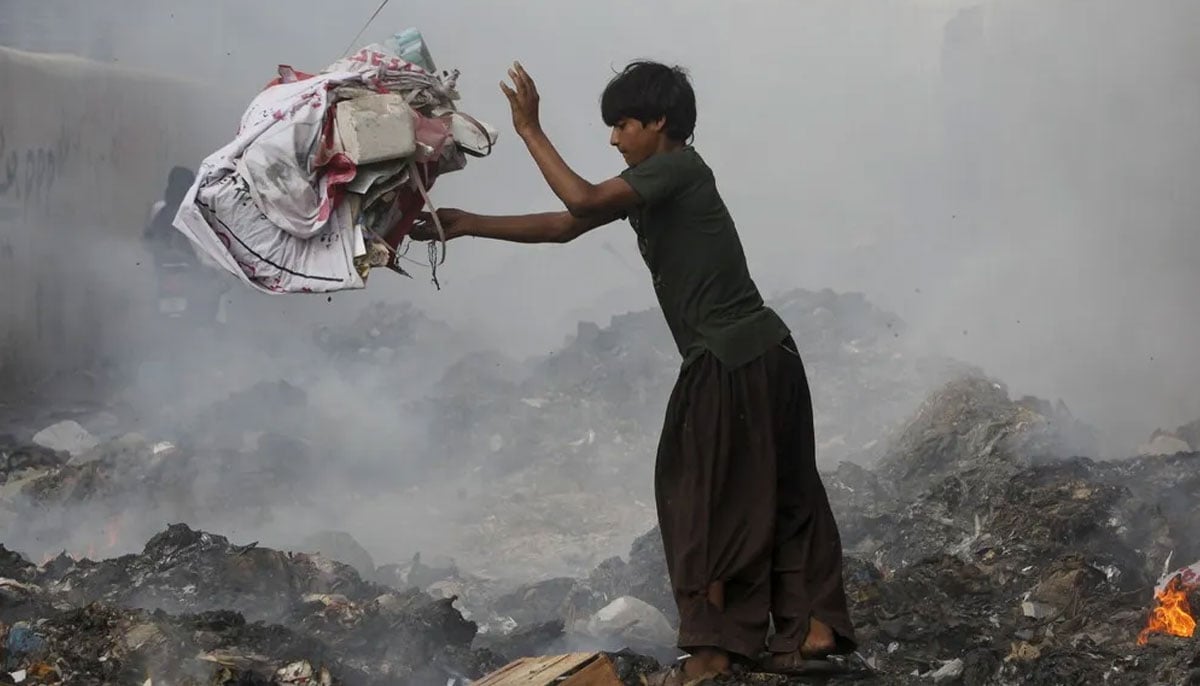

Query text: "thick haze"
[4, 1, 1198, 450]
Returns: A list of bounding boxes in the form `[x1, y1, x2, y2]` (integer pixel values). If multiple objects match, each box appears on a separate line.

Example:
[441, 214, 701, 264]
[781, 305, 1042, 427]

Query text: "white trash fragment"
[275, 660, 332, 686]
[568, 429, 596, 447]
[1138, 433, 1191, 457]
[928, 658, 963, 682]
[32, 420, 98, 457]
[1093, 563, 1121, 583]
[426, 579, 465, 600]
[1155, 557, 1200, 594]
[586, 596, 676, 647]
[448, 112, 499, 156]
[335, 93, 417, 165]
[1021, 600, 1057, 619]
[152, 441, 178, 456]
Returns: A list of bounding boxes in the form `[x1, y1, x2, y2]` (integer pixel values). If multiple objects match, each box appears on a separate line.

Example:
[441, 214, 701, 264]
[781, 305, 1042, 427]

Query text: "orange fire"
[104, 515, 123, 549]
[1138, 576, 1197, 645]
[46, 516, 126, 564]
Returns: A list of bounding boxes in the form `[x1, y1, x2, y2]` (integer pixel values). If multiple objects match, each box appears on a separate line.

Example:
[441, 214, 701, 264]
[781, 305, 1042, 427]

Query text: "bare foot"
[801, 617, 836, 658]
[758, 616, 838, 674]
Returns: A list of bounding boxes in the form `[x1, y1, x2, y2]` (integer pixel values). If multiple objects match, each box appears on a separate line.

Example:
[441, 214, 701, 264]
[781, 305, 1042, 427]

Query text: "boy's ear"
[649, 117, 667, 133]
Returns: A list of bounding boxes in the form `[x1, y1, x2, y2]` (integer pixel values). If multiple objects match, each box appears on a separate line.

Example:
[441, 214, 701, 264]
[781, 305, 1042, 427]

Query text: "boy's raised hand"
[500, 61, 541, 138]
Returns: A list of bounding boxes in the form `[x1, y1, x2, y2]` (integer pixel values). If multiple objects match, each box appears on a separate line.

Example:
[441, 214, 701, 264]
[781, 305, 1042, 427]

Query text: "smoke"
[1, 0, 1199, 582]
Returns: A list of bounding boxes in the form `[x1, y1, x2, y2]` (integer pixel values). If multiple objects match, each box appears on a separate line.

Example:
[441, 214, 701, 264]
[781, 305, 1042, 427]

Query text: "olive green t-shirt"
[620, 146, 790, 369]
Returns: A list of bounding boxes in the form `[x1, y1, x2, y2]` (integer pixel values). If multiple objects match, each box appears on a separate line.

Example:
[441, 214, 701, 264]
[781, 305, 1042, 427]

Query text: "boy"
[412, 61, 855, 680]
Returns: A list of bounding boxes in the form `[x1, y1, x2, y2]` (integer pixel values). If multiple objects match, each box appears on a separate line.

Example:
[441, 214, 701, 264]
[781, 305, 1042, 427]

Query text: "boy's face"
[609, 117, 666, 167]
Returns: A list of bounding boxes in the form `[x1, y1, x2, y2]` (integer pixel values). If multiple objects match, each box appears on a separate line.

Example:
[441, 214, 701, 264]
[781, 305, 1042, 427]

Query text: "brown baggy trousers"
[655, 337, 856, 658]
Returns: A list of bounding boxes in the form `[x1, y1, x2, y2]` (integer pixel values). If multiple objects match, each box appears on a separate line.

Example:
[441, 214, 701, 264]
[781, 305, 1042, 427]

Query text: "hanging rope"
[408, 160, 446, 289]
[340, 0, 392, 59]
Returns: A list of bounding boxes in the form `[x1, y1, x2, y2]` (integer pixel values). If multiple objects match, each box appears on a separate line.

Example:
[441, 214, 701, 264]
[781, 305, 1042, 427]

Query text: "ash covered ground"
[2, 290, 1199, 685]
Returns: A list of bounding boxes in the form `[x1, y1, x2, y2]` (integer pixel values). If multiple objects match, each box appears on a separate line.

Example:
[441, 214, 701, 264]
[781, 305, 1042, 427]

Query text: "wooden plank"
[473, 654, 594, 686]
[561, 654, 621, 686]
[473, 652, 600, 686]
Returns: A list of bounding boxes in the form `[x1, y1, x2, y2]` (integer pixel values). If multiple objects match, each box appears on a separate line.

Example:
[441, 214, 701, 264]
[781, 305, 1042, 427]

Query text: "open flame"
[36, 514, 127, 566]
[105, 514, 123, 549]
[1138, 576, 1196, 645]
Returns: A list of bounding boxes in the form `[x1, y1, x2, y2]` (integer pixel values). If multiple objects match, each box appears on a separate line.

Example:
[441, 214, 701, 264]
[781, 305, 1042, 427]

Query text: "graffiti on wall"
[0, 124, 78, 278]
[0, 124, 75, 215]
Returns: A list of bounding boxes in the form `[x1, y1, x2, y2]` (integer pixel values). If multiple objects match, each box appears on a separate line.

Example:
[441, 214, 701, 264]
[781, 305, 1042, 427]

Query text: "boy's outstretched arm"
[413, 208, 623, 244]
[501, 62, 640, 218]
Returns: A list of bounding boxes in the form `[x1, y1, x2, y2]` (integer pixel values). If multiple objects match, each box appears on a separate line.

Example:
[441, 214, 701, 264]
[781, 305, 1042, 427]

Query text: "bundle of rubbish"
[173, 29, 498, 294]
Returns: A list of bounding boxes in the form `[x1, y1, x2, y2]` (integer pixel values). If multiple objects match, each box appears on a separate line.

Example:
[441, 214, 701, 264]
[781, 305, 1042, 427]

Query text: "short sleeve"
[619, 149, 701, 207]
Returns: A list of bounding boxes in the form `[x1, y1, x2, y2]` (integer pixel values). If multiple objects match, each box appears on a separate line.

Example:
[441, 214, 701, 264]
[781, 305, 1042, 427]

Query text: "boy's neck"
[657, 138, 687, 155]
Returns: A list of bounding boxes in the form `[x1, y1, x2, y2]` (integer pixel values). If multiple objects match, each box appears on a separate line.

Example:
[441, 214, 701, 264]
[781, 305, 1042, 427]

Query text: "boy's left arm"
[502, 63, 640, 218]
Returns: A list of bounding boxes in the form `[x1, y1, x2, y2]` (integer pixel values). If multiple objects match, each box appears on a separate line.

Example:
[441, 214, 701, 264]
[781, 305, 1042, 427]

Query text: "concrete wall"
[0, 46, 211, 388]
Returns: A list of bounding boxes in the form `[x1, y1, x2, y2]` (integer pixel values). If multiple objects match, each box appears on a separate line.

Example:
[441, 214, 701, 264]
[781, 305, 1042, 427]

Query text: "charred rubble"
[0, 522, 674, 685]
[0, 524, 507, 685]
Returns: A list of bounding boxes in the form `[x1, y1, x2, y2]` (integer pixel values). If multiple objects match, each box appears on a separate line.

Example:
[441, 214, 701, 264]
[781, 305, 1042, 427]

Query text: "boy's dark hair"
[601, 61, 696, 142]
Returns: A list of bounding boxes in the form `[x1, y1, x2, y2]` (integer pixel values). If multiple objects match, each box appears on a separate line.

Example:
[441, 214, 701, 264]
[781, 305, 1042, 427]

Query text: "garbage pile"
[0, 380, 360, 561]
[0, 524, 511, 685]
[173, 30, 497, 294]
[823, 376, 1200, 684]
[413, 374, 1200, 684]
[1138, 417, 1200, 457]
[0, 521, 675, 685]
